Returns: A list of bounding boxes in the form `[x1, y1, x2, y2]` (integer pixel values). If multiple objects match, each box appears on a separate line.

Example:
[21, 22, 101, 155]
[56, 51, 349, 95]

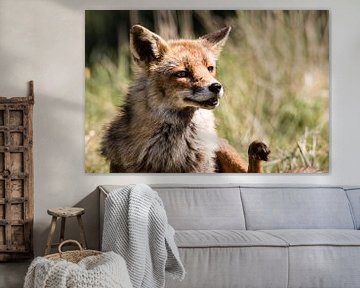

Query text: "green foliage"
[85, 57, 130, 173]
[85, 10, 329, 173]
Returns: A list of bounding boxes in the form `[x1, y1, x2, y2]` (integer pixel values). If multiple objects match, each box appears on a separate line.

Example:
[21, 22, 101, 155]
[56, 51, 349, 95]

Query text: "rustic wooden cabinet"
[0, 81, 34, 261]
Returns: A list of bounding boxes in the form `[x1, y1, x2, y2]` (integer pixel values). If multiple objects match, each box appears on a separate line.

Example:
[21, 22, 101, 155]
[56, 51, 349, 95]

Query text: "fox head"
[130, 25, 231, 111]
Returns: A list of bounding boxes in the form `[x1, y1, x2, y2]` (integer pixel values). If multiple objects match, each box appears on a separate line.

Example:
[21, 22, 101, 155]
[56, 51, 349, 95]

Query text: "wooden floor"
[0, 261, 30, 288]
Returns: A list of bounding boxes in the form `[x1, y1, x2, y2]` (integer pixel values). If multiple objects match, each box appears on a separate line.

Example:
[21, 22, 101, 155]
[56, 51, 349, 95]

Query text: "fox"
[101, 25, 270, 173]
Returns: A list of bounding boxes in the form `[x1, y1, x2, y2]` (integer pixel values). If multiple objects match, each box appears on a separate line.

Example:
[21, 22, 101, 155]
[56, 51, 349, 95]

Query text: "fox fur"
[101, 25, 268, 173]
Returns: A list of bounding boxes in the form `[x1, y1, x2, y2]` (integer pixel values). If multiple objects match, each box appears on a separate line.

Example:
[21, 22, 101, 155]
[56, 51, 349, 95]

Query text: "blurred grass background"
[85, 10, 329, 173]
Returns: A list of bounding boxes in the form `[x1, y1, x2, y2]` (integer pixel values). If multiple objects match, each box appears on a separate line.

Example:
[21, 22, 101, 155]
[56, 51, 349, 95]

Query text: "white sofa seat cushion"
[260, 230, 360, 288]
[169, 230, 289, 288]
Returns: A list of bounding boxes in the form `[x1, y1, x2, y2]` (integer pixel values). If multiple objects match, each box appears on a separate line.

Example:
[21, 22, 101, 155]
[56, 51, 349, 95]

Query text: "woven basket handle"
[58, 240, 83, 255]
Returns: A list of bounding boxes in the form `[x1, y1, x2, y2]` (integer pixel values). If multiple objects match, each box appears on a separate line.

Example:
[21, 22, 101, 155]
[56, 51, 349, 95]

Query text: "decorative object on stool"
[45, 207, 87, 255]
[24, 240, 133, 288]
[0, 81, 34, 261]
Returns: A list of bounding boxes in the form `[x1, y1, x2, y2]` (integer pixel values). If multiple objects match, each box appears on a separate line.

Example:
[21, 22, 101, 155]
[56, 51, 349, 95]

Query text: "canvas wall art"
[85, 10, 329, 173]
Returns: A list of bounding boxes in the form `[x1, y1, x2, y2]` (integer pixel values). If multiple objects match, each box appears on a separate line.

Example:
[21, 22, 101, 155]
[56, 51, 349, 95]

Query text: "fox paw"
[248, 141, 271, 161]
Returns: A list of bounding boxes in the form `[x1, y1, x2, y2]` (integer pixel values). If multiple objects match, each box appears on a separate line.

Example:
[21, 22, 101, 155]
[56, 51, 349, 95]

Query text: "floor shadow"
[0, 260, 31, 288]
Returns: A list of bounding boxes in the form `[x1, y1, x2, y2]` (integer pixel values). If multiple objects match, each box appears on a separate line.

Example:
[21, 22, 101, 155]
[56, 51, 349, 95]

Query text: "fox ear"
[200, 26, 231, 56]
[130, 25, 169, 68]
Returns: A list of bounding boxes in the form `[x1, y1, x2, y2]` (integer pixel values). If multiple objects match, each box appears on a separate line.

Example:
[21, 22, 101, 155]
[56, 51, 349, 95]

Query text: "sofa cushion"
[346, 188, 360, 229]
[287, 246, 360, 288]
[153, 186, 246, 230]
[175, 230, 288, 248]
[240, 187, 355, 230]
[165, 246, 288, 288]
[261, 230, 360, 288]
[100, 185, 246, 230]
[261, 229, 360, 246]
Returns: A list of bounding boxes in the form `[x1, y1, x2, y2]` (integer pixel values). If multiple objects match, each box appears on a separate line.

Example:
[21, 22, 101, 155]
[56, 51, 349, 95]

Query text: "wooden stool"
[45, 207, 87, 255]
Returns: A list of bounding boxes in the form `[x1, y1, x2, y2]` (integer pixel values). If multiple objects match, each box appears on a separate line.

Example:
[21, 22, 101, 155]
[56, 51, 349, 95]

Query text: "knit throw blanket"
[24, 252, 132, 288]
[102, 184, 185, 288]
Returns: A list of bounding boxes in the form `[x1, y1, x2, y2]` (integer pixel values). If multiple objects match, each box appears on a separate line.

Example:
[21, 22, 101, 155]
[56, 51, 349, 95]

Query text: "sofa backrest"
[153, 186, 246, 230]
[100, 185, 358, 232]
[240, 187, 355, 230]
[345, 188, 360, 229]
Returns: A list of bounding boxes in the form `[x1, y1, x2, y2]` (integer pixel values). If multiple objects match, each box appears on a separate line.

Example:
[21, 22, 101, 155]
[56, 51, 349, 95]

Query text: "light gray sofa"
[99, 185, 360, 288]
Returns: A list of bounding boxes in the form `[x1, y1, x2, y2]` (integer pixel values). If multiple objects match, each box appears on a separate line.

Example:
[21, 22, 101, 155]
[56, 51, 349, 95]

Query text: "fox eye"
[175, 71, 190, 78]
[207, 66, 214, 73]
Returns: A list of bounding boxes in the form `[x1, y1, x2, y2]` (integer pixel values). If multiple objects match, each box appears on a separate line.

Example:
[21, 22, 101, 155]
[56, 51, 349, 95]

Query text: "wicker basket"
[45, 240, 102, 263]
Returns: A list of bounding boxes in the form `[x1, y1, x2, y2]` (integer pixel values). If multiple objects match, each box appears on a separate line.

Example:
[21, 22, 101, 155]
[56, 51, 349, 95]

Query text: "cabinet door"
[0, 103, 33, 261]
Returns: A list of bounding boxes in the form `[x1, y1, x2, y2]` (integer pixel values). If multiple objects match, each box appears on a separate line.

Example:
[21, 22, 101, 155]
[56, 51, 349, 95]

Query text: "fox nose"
[208, 83, 222, 94]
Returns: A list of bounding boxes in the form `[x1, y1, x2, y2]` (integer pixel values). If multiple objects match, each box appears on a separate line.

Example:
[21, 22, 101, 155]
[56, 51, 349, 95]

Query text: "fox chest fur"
[102, 76, 219, 173]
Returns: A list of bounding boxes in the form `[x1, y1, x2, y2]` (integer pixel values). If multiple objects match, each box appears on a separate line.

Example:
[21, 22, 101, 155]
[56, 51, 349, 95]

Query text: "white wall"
[0, 0, 359, 256]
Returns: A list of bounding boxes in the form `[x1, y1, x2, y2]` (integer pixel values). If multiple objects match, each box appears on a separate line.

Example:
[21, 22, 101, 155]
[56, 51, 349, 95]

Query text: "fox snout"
[208, 82, 222, 94]
[186, 81, 223, 109]
[185, 82, 224, 109]
[193, 82, 222, 96]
